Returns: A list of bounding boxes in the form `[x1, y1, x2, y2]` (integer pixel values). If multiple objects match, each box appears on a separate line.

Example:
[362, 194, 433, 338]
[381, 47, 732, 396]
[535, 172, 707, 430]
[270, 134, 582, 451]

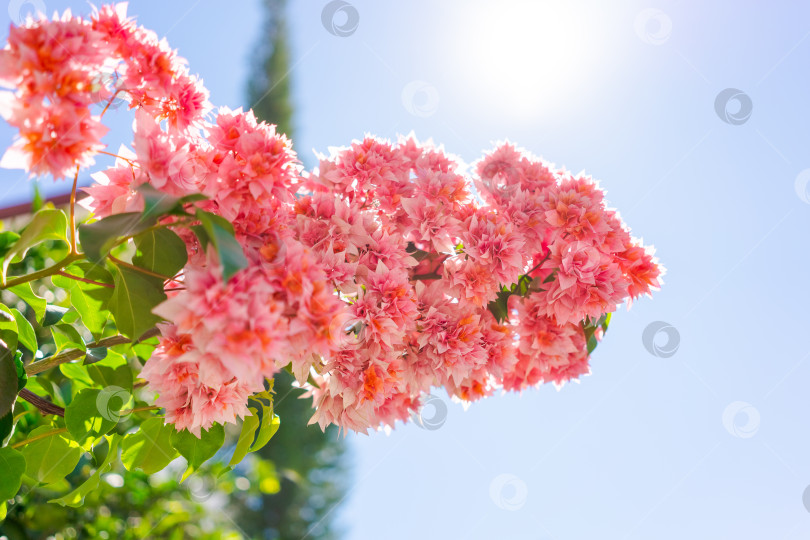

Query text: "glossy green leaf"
[7, 282, 47, 322]
[121, 417, 178, 474]
[171, 423, 225, 481]
[42, 305, 69, 327]
[137, 184, 205, 223]
[1, 208, 69, 281]
[50, 434, 121, 507]
[86, 364, 133, 393]
[11, 308, 36, 353]
[59, 363, 94, 388]
[14, 350, 26, 392]
[0, 231, 20, 260]
[78, 212, 152, 263]
[21, 426, 81, 484]
[83, 346, 107, 365]
[0, 306, 18, 418]
[194, 209, 247, 283]
[248, 387, 280, 453]
[228, 412, 261, 467]
[108, 265, 166, 339]
[0, 446, 26, 500]
[132, 228, 187, 278]
[64, 389, 119, 446]
[51, 323, 85, 354]
[51, 262, 113, 337]
[0, 411, 13, 446]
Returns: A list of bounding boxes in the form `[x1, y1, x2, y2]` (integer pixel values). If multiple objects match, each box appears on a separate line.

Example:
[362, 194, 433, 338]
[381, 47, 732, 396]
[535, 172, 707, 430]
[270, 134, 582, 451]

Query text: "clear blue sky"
[3, 2, 810, 539]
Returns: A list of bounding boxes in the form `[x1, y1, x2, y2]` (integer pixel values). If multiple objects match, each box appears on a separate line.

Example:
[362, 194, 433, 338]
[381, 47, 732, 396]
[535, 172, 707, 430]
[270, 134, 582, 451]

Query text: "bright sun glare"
[452, 1, 612, 120]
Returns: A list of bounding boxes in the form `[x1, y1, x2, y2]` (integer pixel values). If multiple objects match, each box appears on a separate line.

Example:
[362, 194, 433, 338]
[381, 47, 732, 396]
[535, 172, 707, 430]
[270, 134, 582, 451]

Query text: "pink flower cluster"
[300, 137, 662, 431]
[0, 4, 209, 179]
[0, 5, 663, 437]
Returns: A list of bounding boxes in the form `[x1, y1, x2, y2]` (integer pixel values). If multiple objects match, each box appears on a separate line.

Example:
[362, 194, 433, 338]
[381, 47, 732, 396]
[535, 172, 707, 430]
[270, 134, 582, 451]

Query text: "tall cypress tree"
[238, 2, 347, 538]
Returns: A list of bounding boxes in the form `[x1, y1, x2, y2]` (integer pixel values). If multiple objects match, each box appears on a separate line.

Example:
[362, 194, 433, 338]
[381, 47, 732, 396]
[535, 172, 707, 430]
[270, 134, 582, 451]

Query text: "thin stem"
[11, 427, 67, 449]
[24, 328, 160, 376]
[2, 252, 83, 289]
[120, 405, 160, 416]
[98, 149, 138, 166]
[69, 165, 79, 255]
[18, 389, 65, 417]
[56, 270, 114, 288]
[163, 287, 186, 292]
[99, 89, 122, 118]
[109, 255, 172, 281]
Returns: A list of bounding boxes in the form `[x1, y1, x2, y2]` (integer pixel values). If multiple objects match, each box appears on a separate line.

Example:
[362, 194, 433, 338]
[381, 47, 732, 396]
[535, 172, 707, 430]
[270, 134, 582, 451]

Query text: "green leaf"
[137, 184, 205, 222]
[0, 447, 26, 500]
[171, 423, 225, 481]
[59, 363, 94, 388]
[108, 265, 166, 339]
[7, 282, 47, 322]
[0, 411, 14, 446]
[194, 209, 247, 283]
[50, 434, 121, 507]
[21, 426, 81, 484]
[31, 182, 43, 212]
[121, 417, 178, 474]
[11, 308, 36, 353]
[78, 212, 153, 263]
[601, 312, 612, 333]
[51, 323, 85, 354]
[0, 304, 18, 353]
[130, 337, 158, 362]
[83, 346, 108, 365]
[0, 306, 18, 418]
[248, 387, 280, 454]
[1, 208, 69, 282]
[0, 231, 20, 260]
[132, 228, 187, 278]
[86, 364, 133, 393]
[228, 412, 261, 467]
[14, 350, 26, 392]
[51, 262, 113, 337]
[42, 305, 69, 327]
[64, 389, 119, 446]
